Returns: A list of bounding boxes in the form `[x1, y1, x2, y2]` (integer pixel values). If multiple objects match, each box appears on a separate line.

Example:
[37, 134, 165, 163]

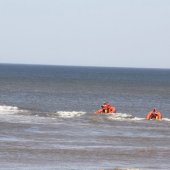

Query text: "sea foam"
[0, 105, 21, 114]
[56, 111, 86, 118]
[107, 112, 145, 121]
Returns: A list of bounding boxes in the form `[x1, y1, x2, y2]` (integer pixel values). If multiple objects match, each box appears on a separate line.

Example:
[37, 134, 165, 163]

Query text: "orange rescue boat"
[146, 108, 162, 120]
[96, 102, 117, 114]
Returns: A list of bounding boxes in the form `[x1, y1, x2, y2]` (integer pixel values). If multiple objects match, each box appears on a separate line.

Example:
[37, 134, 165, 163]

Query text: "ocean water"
[0, 64, 170, 170]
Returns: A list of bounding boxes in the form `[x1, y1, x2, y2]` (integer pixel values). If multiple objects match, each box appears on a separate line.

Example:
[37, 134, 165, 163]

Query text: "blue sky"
[0, 0, 170, 68]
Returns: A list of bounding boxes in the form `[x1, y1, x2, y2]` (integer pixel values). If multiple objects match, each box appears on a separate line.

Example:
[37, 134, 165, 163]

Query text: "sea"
[0, 64, 170, 170]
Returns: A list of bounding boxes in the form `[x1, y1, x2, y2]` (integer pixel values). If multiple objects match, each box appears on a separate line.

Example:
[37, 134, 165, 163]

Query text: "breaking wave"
[106, 112, 145, 121]
[162, 118, 170, 122]
[1, 105, 170, 123]
[113, 168, 140, 170]
[54, 111, 86, 118]
[0, 105, 24, 114]
[102, 112, 170, 122]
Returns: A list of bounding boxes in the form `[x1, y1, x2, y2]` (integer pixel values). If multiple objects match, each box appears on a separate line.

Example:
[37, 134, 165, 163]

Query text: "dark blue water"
[0, 64, 170, 170]
[0, 64, 170, 115]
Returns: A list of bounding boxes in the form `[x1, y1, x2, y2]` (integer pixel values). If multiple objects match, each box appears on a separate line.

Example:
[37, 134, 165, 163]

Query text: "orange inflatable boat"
[146, 108, 162, 120]
[96, 102, 117, 114]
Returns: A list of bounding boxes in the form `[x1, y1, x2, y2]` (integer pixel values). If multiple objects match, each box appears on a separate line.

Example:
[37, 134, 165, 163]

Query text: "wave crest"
[107, 113, 145, 121]
[55, 111, 86, 118]
[162, 118, 170, 122]
[0, 105, 22, 114]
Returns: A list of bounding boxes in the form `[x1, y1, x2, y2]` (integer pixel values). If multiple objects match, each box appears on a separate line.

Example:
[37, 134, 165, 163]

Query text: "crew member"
[146, 108, 162, 120]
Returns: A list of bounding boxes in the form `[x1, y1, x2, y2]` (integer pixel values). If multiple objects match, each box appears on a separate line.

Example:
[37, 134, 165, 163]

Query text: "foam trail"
[162, 118, 170, 122]
[107, 113, 170, 122]
[107, 112, 145, 121]
[56, 111, 86, 118]
[114, 168, 140, 170]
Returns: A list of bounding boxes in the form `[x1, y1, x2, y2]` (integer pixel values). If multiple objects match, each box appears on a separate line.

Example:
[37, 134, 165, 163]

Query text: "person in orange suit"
[146, 108, 162, 120]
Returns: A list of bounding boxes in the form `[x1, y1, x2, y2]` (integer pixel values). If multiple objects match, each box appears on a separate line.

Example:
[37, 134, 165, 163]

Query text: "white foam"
[107, 113, 170, 122]
[131, 117, 145, 121]
[0, 105, 22, 114]
[107, 112, 133, 120]
[107, 112, 144, 121]
[0, 105, 55, 124]
[56, 111, 86, 118]
[162, 118, 170, 122]
[114, 168, 140, 170]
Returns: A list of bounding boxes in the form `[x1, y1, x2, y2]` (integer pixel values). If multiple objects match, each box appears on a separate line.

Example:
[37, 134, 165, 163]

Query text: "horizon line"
[0, 62, 169, 70]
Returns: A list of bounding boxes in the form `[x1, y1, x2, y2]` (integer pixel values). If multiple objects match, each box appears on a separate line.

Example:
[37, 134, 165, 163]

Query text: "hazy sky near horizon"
[0, 0, 170, 68]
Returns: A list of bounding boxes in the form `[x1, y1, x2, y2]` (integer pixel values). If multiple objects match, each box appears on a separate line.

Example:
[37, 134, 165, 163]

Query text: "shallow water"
[0, 106, 170, 170]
